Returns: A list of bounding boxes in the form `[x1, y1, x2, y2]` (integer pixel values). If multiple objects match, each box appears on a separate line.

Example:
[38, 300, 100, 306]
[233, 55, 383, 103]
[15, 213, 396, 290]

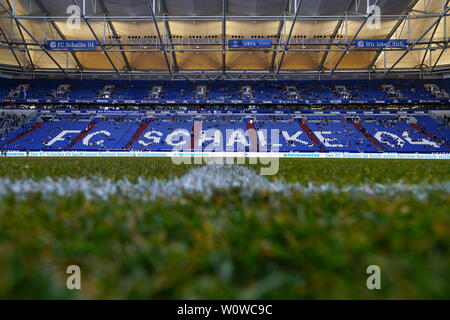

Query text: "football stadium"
[0, 0, 449, 302]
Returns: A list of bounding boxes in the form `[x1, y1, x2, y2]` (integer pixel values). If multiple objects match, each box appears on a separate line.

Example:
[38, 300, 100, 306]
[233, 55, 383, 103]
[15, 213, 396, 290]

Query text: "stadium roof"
[0, 0, 448, 78]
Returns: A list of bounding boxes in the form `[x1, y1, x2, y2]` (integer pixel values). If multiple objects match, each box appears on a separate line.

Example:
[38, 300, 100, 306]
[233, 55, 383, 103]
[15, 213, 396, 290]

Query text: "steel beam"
[145, 0, 172, 74]
[270, 0, 289, 72]
[97, 0, 131, 71]
[2, 39, 447, 49]
[431, 40, 448, 71]
[420, 0, 450, 68]
[368, 0, 421, 70]
[6, 0, 33, 69]
[0, 1, 448, 75]
[160, 0, 179, 72]
[2, 64, 448, 78]
[0, 0, 67, 74]
[7, 13, 450, 22]
[276, 0, 304, 74]
[385, 6, 450, 76]
[2, 38, 447, 49]
[0, 24, 23, 70]
[318, 0, 353, 72]
[71, 0, 119, 74]
[1, 42, 446, 54]
[222, 0, 226, 74]
[330, 0, 382, 76]
[33, 0, 84, 71]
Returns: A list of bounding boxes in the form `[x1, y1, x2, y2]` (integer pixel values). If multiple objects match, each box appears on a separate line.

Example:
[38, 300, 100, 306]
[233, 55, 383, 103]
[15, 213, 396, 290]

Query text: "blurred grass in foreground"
[0, 158, 448, 299]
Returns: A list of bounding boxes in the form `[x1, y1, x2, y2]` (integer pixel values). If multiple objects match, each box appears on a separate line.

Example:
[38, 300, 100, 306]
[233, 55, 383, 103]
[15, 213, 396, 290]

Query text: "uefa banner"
[228, 39, 273, 49]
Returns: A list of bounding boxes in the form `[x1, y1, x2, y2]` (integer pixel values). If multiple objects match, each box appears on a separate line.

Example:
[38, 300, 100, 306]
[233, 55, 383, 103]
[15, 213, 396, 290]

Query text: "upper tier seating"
[2, 79, 446, 103]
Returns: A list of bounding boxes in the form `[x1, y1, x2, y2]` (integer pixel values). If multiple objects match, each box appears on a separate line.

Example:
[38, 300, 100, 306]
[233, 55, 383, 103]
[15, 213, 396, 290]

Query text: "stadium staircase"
[1, 121, 43, 148]
[246, 122, 259, 152]
[124, 122, 149, 150]
[299, 121, 325, 151]
[65, 122, 97, 150]
[353, 122, 385, 151]
[410, 123, 447, 147]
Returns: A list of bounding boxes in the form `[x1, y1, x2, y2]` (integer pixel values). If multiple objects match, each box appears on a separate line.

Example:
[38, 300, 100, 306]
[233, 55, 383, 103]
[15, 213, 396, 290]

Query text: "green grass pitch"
[0, 158, 448, 299]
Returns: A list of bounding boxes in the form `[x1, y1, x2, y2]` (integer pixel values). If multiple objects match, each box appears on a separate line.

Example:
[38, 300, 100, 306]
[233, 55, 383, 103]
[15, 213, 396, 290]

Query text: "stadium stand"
[0, 77, 448, 155]
[0, 79, 448, 105]
[1, 108, 448, 154]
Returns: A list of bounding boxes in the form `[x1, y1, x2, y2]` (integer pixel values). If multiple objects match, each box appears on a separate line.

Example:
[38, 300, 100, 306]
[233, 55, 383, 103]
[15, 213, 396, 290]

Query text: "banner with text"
[228, 39, 273, 49]
[355, 39, 408, 49]
[47, 40, 97, 50]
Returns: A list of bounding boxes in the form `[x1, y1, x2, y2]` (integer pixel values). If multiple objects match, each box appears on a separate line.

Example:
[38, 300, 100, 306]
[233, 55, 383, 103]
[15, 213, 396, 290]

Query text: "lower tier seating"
[2, 113, 448, 154]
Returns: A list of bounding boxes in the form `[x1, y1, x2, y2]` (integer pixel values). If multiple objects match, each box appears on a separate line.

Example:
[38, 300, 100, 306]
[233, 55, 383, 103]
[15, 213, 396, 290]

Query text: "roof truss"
[368, 0, 422, 70]
[97, 0, 132, 72]
[6, 0, 34, 69]
[330, 0, 382, 76]
[0, 0, 67, 74]
[72, 0, 119, 74]
[276, 0, 303, 74]
[33, 0, 84, 71]
[385, 2, 450, 76]
[145, 0, 173, 74]
[0, 0, 448, 76]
